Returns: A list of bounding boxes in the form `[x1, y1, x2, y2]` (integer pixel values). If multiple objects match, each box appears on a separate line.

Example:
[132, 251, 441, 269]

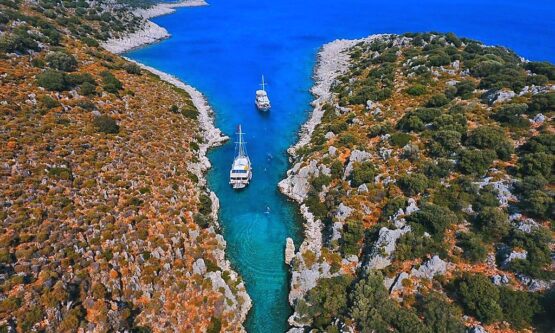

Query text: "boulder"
[468, 325, 487, 333]
[492, 274, 509, 285]
[335, 203, 353, 222]
[365, 226, 411, 270]
[357, 184, 369, 193]
[411, 255, 447, 279]
[192, 258, 206, 275]
[285, 238, 295, 265]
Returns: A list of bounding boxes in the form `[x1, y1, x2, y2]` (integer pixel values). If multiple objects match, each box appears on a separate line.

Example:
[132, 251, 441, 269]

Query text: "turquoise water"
[125, 1, 555, 331]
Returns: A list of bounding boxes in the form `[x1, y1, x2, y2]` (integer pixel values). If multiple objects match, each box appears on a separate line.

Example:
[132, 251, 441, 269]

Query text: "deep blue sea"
[125, 1, 555, 331]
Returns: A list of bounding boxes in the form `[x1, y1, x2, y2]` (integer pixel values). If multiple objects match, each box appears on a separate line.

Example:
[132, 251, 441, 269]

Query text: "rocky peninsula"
[281, 33, 554, 332]
[101, 0, 208, 54]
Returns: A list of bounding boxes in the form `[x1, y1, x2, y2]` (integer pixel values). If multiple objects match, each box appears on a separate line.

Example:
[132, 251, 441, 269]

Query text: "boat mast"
[237, 125, 245, 157]
[261, 75, 266, 92]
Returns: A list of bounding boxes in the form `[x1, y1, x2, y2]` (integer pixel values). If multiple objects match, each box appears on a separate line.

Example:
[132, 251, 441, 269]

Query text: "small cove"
[125, 1, 555, 331]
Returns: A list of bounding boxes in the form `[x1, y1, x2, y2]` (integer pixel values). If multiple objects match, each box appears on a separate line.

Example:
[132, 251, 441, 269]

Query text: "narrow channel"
[125, 0, 554, 331]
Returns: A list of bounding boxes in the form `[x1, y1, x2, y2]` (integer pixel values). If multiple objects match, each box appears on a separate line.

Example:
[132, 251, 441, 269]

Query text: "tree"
[499, 287, 541, 329]
[466, 126, 513, 160]
[397, 173, 428, 196]
[419, 292, 465, 333]
[45, 51, 78, 72]
[527, 92, 555, 115]
[521, 190, 553, 219]
[93, 115, 119, 134]
[475, 207, 510, 241]
[406, 84, 426, 96]
[519, 152, 553, 178]
[458, 149, 496, 175]
[407, 203, 457, 238]
[101, 70, 122, 93]
[36, 70, 68, 91]
[349, 272, 391, 332]
[426, 94, 450, 107]
[454, 80, 475, 99]
[492, 103, 529, 128]
[457, 232, 487, 263]
[456, 273, 503, 324]
[350, 162, 377, 187]
[301, 276, 352, 329]
[430, 130, 461, 156]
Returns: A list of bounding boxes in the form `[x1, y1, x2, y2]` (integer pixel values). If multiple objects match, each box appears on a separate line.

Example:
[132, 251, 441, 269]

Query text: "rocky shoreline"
[279, 34, 393, 330]
[108, 2, 253, 327]
[279, 36, 359, 330]
[126, 59, 252, 328]
[101, 0, 207, 54]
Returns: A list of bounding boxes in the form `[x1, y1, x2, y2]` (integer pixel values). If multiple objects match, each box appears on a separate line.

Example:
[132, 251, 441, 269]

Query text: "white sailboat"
[255, 75, 271, 111]
[229, 125, 252, 189]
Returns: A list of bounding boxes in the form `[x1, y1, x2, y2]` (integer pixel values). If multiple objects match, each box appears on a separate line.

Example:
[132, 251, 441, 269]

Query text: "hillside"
[0, 0, 250, 331]
[280, 33, 554, 333]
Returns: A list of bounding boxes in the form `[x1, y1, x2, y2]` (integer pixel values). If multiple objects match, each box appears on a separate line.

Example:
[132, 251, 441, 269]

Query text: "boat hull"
[255, 101, 271, 112]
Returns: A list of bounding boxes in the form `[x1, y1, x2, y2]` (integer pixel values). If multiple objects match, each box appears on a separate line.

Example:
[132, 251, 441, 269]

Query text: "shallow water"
[126, 1, 555, 331]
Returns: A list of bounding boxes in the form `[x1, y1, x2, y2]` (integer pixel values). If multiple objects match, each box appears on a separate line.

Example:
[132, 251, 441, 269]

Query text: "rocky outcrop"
[101, 0, 208, 54]
[285, 238, 295, 265]
[410, 255, 448, 279]
[365, 226, 412, 271]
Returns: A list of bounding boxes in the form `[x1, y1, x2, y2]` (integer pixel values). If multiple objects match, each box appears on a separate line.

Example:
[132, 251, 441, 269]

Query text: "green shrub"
[81, 36, 99, 47]
[341, 220, 364, 256]
[518, 152, 553, 178]
[429, 130, 461, 156]
[525, 61, 555, 80]
[93, 115, 119, 134]
[520, 133, 555, 154]
[124, 62, 141, 75]
[45, 51, 78, 71]
[406, 84, 427, 96]
[419, 292, 465, 333]
[454, 80, 475, 99]
[499, 287, 541, 329]
[458, 149, 496, 175]
[198, 193, 212, 215]
[456, 232, 487, 263]
[425, 94, 450, 107]
[527, 92, 555, 115]
[456, 273, 503, 324]
[350, 162, 377, 187]
[389, 132, 412, 147]
[298, 276, 353, 329]
[521, 190, 553, 219]
[492, 103, 529, 128]
[36, 70, 68, 91]
[40, 95, 60, 109]
[466, 126, 514, 160]
[380, 196, 406, 220]
[506, 229, 552, 279]
[0, 28, 40, 54]
[428, 51, 451, 67]
[475, 207, 510, 241]
[397, 173, 428, 196]
[100, 70, 122, 93]
[407, 203, 457, 238]
[80, 81, 96, 96]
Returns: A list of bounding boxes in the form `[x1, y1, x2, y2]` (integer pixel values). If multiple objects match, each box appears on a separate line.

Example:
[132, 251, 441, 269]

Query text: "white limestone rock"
[365, 226, 411, 270]
[411, 255, 447, 279]
[192, 258, 206, 275]
[285, 238, 295, 265]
